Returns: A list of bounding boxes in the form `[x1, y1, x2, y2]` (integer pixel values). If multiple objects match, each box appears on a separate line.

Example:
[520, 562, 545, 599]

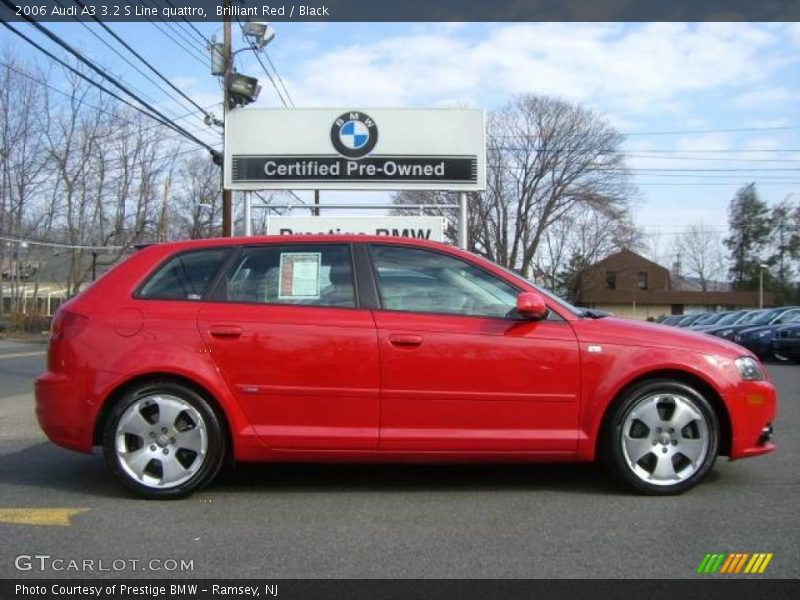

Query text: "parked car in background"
[706, 307, 800, 341]
[733, 309, 800, 360]
[692, 310, 757, 333]
[674, 313, 708, 327]
[772, 323, 800, 363]
[688, 311, 733, 330]
[659, 315, 684, 326]
[35, 236, 776, 499]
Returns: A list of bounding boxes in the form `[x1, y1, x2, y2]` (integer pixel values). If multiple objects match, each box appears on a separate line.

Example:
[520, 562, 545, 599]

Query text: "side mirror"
[516, 292, 548, 320]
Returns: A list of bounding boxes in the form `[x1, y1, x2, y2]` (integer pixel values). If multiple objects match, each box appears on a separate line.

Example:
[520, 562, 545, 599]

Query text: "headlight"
[735, 357, 764, 381]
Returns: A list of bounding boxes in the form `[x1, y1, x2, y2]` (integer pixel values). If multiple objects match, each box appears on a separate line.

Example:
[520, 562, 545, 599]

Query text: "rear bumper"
[725, 379, 777, 460]
[35, 371, 95, 454]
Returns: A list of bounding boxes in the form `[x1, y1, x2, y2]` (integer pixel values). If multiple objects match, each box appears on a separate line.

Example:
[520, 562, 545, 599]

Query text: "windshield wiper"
[579, 308, 611, 319]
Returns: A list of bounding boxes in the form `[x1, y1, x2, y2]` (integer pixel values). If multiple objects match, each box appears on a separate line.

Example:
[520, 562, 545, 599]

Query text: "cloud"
[732, 88, 795, 109]
[285, 22, 789, 118]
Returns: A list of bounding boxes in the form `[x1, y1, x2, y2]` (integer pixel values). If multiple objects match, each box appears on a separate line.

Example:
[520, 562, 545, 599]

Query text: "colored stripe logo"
[697, 553, 773, 574]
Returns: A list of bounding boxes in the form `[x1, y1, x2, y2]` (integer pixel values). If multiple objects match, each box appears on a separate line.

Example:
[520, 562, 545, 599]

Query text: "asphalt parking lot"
[0, 339, 798, 579]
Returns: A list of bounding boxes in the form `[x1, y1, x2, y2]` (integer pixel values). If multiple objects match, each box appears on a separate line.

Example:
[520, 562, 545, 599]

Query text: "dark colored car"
[704, 308, 798, 341]
[692, 310, 757, 333]
[734, 309, 800, 360]
[772, 323, 800, 363]
[35, 236, 777, 499]
[674, 313, 708, 327]
[688, 312, 733, 330]
[660, 315, 684, 326]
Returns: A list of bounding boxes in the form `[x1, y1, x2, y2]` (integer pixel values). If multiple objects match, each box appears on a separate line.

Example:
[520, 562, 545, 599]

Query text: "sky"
[3, 21, 800, 256]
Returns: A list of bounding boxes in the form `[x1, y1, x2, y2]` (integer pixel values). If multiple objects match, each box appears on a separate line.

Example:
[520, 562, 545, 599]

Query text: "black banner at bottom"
[2, 579, 798, 600]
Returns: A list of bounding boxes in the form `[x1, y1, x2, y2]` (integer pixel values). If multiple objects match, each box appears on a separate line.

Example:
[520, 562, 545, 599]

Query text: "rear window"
[138, 248, 228, 300]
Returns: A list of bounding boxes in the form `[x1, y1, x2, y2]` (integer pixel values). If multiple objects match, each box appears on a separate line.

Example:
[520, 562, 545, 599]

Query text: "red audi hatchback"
[36, 236, 776, 498]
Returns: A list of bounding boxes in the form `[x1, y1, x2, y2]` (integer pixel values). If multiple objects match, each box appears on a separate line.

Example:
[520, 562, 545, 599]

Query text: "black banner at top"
[1, 0, 799, 22]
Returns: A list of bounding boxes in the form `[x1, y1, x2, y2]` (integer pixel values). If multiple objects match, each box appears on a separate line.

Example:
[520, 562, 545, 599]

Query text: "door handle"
[209, 324, 243, 338]
[388, 334, 423, 348]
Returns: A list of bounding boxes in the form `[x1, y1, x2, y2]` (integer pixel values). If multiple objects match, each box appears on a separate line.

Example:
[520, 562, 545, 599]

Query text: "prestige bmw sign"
[225, 108, 486, 191]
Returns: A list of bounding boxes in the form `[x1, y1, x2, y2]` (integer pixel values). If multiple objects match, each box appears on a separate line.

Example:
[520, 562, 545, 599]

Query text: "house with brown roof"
[575, 249, 773, 320]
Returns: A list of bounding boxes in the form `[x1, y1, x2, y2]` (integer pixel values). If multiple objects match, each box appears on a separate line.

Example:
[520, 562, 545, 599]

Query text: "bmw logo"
[330, 112, 378, 159]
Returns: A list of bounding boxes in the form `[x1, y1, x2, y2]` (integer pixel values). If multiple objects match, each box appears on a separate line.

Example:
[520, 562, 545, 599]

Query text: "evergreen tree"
[724, 183, 771, 290]
[767, 198, 800, 304]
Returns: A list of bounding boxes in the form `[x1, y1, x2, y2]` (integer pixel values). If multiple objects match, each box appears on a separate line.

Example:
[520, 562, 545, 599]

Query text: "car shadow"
[1, 441, 725, 498]
[211, 460, 626, 496]
[0, 442, 130, 499]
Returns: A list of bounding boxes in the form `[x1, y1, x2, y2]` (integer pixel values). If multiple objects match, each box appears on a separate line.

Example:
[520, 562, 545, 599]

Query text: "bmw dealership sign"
[224, 108, 486, 191]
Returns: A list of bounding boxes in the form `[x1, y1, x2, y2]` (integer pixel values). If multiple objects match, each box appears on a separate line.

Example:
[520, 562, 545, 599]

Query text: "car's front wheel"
[602, 380, 719, 495]
[103, 380, 226, 499]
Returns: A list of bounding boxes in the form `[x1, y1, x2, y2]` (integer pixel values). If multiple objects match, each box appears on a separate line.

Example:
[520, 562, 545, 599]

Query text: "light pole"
[759, 263, 769, 309]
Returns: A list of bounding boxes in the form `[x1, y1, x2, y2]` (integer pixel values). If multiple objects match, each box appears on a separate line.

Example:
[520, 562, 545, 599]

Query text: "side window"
[370, 245, 518, 318]
[222, 244, 356, 308]
[138, 248, 228, 300]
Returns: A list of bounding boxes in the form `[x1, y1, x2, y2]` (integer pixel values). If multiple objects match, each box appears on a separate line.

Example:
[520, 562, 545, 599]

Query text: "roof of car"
[143, 235, 456, 251]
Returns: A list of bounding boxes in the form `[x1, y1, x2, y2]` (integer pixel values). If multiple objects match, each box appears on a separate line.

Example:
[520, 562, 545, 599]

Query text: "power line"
[72, 0, 220, 125]
[231, 13, 290, 107]
[164, 0, 212, 46]
[0, 234, 124, 251]
[627, 153, 800, 163]
[61, 0, 200, 121]
[496, 124, 800, 140]
[130, 0, 209, 67]
[0, 19, 184, 140]
[238, 0, 295, 107]
[633, 181, 800, 186]
[0, 6, 220, 159]
[263, 50, 295, 107]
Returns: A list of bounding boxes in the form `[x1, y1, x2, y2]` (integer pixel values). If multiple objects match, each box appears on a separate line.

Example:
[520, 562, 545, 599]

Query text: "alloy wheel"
[114, 394, 208, 489]
[620, 393, 710, 486]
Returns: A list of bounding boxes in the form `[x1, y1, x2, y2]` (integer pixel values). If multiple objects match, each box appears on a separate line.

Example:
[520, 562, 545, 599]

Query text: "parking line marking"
[0, 508, 89, 527]
[0, 351, 46, 360]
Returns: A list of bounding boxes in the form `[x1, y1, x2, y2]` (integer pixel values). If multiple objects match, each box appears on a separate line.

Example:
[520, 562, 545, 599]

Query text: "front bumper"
[725, 379, 777, 460]
[35, 371, 95, 453]
[772, 339, 800, 361]
[734, 336, 772, 359]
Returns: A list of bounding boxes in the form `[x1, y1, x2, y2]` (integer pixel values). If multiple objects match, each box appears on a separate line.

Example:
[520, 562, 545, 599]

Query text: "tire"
[103, 380, 227, 499]
[601, 379, 719, 495]
[771, 349, 791, 363]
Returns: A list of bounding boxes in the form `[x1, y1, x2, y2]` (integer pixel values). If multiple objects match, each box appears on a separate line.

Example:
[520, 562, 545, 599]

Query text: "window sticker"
[278, 252, 321, 299]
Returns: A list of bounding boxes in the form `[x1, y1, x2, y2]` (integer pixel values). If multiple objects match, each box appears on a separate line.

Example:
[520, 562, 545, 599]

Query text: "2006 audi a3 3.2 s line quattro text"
[35, 236, 777, 498]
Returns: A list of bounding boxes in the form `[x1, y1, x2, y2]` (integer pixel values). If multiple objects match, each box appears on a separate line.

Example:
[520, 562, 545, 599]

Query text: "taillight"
[50, 310, 88, 342]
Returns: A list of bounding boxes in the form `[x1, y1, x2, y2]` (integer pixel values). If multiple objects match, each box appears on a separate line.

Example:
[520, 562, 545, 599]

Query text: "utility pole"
[160, 176, 171, 242]
[314, 190, 320, 216]
[221, 0, 233, 237]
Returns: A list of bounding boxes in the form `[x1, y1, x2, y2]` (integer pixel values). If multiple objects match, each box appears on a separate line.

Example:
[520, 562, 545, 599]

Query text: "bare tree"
[170, 154, 223, 240]
[394, 93, 635, 280]
[673, 221, 726, 291]
[537, 202, 641, 300]
[0, 53, 52, 313]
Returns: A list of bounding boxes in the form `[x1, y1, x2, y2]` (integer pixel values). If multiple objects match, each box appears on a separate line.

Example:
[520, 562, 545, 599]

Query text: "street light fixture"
[228, 73, 261, 107]
[242, 22, 275, 48]
[759, 263, 769, 309]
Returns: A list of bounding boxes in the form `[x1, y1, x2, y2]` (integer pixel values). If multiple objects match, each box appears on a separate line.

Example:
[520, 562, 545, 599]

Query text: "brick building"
[575, 249, 772, 321]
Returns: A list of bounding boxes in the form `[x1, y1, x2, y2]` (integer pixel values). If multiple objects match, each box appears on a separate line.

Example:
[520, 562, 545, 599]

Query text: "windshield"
[717, 311, 746, 325]
[695, 313, 726, 325]
[751, 309, 782, 325]
[738, 311, 764, 325]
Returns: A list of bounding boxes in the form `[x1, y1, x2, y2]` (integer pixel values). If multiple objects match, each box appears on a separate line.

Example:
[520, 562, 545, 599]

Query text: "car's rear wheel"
[602, 380, 719, 495]
[103, 380, 226, 499]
